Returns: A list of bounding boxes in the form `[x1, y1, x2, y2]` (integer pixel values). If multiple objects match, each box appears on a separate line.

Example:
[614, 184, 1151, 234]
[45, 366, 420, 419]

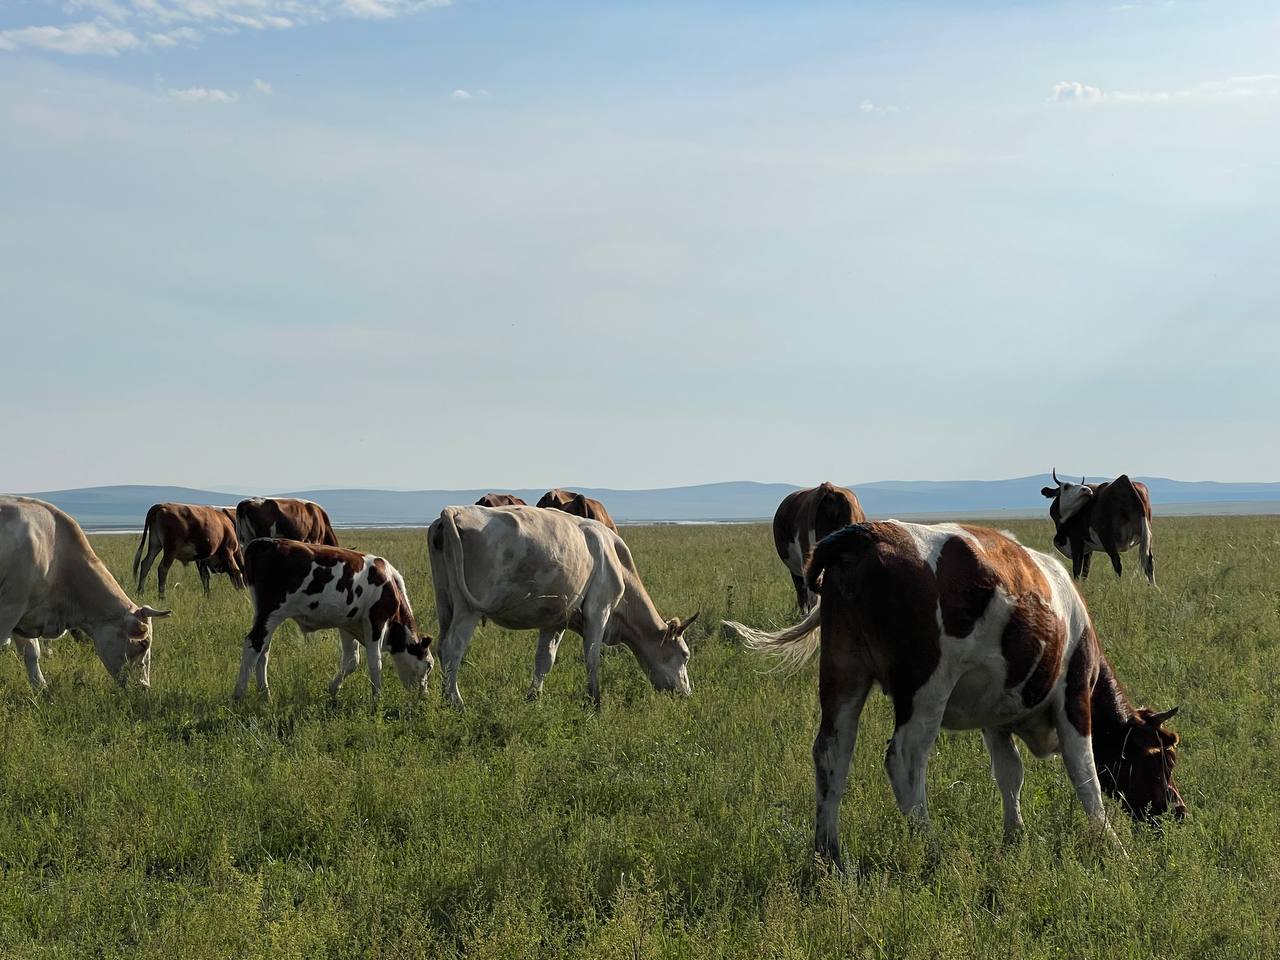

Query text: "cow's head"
[1100, 706, 1187, 822]
[650, 613, 697, 696]
[388, 623, 434, 695]
[95, 606, 170, 687]
[1041, 468, 1093, 523]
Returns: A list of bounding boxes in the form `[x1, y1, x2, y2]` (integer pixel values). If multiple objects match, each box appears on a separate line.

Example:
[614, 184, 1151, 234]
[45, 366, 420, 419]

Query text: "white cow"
[428, 505, 696, 706]
[0, 496, 169, 691]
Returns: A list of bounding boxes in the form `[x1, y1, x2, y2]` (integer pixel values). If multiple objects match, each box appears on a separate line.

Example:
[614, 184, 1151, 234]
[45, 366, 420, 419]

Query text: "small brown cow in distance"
[1040, 469, 1155, 583]
[772, 482, 866, 611]
[475, 493, 527, 507]
[133, 502, 245, 599]
[235, 497, 339, 549]
[536, 489, 619, 533]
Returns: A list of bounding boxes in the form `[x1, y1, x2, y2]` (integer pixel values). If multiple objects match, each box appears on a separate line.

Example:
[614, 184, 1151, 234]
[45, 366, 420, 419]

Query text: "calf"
[726, 520, 1183, 869]
[236, 497, 339, 548]
[234, 539, 432, 703]
[133, 502, 245, 598]
[475, 493, 527, 507]
[1, 496, 169, 690]
[772, 482, 866, 611]
[1041, 469, 1155, 583]
[536, 489, 619, 533]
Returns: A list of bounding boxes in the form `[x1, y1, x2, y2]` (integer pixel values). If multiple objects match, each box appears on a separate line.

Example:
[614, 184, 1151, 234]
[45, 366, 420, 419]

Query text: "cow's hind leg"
[813, 669, 872, 871]
[13, 636, 48, 693]
[982, 729, 1025, 842]
[439, 612, 480, 708]
[234, 612, 282, 702]
[1105, 545, 1123, 579]
[328, 630, 361, 698]
[790, 573, 809, 613]
[1080, 552, 1092, 579]
[527, 628, 564, 700]
[156, 556, 174, 601]
[136, 541, 163, 593]
[197, 561, 212, 596]
[581, 611, 613, 707]
[884, 678, 954, 831]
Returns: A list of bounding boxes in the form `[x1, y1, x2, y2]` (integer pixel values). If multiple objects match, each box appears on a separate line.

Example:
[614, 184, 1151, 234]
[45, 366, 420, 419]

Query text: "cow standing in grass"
[772, 482, 866, 612]
[1, 496, 169, 691]
[1041, 470, 1155, 583]
[428, 505, 695, 706]
[133, 502, 245, 598]
[234, 539, 433, 703]
[726, 520, 1184, 869]
[536, 489, 619, 533]
[476, 493, 527, 507]
[236, 497, 339, 549]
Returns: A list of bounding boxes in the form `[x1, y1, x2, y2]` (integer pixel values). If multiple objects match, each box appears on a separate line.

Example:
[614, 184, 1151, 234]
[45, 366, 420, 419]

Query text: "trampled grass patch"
[1, 518, 1277, 957]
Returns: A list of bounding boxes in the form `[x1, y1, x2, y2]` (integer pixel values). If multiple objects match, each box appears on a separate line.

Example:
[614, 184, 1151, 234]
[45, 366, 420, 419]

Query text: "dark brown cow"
[1040, 469, 1155, 583]
[772, 482, 866, 611]
[235, 497, 339, 548]
[726, 520, 1183, 869]
[234, 539, 432, 703]
[132, 502, 245, 598]
[536, 489, 619, 533]
[476, 493, 527, 507]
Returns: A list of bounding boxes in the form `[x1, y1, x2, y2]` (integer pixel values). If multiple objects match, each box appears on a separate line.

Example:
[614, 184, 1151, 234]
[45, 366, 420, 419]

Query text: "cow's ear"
[1041, 487, 1058, 498]
[128, 618, 149, 638]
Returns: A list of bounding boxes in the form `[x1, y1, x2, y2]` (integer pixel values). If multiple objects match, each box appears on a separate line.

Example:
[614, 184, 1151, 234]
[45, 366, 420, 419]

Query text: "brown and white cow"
[1, 496, 169, 691]
[132, 502, 245, 598]
[725, 520, 1183, 869]
[234, 539, 432, 703]
[773, 482, 866, 611]
[536, 489, 619, 533]
[428, 505, 695, 706]
[1041, 470, 1155, 583]
[236, 497, 339, 549]
[476, 493, 527, 507]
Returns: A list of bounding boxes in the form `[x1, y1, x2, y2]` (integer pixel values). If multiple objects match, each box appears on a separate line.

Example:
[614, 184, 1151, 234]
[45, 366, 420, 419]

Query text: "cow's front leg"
[1054, 707, 1125, 855]
[14, 636, 48, 693]
[329, 630, 361, 698]
[1080, 551, 1092, 579]
[1105, 546, 1123, 578]
[365, 636, 384, 707]
[527, 628, 564, 700]
[982, 729, 1025, 842]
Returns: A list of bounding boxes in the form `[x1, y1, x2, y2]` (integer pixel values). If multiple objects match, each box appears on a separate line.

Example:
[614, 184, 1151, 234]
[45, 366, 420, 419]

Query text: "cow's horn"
[135, 606, 172, 620]
[1150, 706, 1179, 726]
[1052, 467, 1060, 485]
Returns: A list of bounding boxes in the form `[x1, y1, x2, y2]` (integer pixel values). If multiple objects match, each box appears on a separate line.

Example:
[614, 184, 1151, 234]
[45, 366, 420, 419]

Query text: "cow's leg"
[234, 612, 282, 702]
[197, 561, 212, 596]
[440, 613, 480, 708]
[1105, 545, 1123, 578]
[136, 541, 162, 593]
[813, 669, 872, 871]
[365, 635, 384, 705]
[1139, 519, 1155, 584]
[581, 611, 612, 707]
[527, 628, 564, 700]
[982, 729, 1025, 842]
[156, 556, 174, 601]
[884, 681, 953, 830]
[1054, 708, 1124, 853]
[1080, 551, 1092, 580]
[790, 573, 809, 613]
[13, 636, 48, 693]
[1070, 540, 1086, 579]
[329, 630, 361, 698]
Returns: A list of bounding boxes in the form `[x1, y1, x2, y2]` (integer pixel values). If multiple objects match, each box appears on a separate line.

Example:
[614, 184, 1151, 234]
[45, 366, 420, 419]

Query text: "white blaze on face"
[1056, 482, 1092, 522]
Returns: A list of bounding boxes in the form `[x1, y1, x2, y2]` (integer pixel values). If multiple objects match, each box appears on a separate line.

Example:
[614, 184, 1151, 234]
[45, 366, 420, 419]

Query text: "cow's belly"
[282, 592, 366, 634]
[486, 596, 579, 632]
[941, 665, 1037, 731]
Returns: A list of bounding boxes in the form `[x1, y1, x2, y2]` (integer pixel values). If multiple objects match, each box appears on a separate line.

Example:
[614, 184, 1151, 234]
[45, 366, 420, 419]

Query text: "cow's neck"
[611, 569, 667, 649]
[57, 527, 135, 630]
[1088, 655, 1135, 790]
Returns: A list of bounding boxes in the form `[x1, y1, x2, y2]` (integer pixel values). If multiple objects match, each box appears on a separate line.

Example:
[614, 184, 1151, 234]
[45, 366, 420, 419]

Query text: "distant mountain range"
[15, 478, 1280, 531]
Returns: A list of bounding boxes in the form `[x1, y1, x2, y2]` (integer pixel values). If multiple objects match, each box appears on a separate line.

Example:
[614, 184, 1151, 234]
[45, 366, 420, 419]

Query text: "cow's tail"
[724, 604, 822, 674]
[435, 509, 486, 611]
[131, 505, 159, 585]
[1139, 513, 1155, 584]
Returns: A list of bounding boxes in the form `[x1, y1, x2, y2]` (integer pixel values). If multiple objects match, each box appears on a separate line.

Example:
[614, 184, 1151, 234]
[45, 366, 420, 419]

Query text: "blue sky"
[2, 1, 1277, 492]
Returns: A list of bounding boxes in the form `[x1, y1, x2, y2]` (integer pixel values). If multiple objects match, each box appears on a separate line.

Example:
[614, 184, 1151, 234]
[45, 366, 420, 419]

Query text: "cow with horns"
[1041, 469, 1155, 583]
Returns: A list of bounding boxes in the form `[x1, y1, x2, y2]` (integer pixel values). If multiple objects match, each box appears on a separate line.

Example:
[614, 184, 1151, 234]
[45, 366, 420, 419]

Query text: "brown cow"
[235, 497, 339, 548]
[772, 482, 866, 611]
[536, 489, 618, 533]
[132, 502, 245, 598]
[1040, 470, 1155, 583]
[476, 493, 527, 507]
[727, 521, 1184, 870]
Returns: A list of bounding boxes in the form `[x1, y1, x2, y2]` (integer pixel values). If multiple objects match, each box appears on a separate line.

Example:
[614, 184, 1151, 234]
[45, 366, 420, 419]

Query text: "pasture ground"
[1, 518, 1277, 958]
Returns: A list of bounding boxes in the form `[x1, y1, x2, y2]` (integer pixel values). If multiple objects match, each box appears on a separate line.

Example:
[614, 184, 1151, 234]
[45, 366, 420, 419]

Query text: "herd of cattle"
[0, 470, 1178, 865]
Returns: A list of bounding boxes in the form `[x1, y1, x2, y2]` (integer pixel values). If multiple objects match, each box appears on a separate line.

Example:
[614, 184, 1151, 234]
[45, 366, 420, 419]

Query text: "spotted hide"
[536, 489, 619, 533]
[234, 539, 432, 703]
[772, 482, 866, 611]
[132, 502, 245, 599]
[235, 497, 339, 549]
[1041, 470, 1155, 583]
[725, 520, 1184, 870]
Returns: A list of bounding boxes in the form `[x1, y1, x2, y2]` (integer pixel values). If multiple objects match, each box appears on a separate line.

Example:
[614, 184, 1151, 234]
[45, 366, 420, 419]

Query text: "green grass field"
[1, 517, 1277, 958]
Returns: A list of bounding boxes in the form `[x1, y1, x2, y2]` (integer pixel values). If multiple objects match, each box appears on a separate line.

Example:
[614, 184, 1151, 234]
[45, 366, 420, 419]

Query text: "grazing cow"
[1040, 469, 1155, 583]
[428, 505, 696, 706]
[475, 493, 527, 507]
[236, 497, 339, 548]
[725, 520, 1184, 869]
[773, 482, 866, 611]
[536, 489, 619, 533]
[132, 502, 245, 598]
[234, 539, 433, 703]
[0, 496, 169, 691]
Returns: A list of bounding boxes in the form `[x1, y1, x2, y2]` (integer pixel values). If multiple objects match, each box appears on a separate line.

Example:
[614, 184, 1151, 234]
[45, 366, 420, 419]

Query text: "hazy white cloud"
[450, 88, 472, 100]
[859, 99, 900, 114]
[1052, 74, 1280, 105]
[1, 0, 451, 56]
[252, 78, 273, 94]
[167, 85, 238, 102]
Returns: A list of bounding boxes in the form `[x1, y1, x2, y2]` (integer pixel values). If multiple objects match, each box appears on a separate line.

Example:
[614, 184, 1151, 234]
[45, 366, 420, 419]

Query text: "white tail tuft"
[723, 604, 823, 674]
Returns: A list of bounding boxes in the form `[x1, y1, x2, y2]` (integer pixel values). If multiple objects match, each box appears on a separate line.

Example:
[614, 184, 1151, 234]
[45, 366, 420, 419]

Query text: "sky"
[2, 0, 1277, 492]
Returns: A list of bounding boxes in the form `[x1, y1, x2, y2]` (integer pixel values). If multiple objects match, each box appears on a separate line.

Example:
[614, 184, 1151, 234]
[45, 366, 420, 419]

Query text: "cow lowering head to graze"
[772, 482, 866, 612]
[1041, 469, 1155, 583]
[235, 497, 339, 549]
[536, 489, 619, 533]
[475, 493, 527, 507]
[428, 505, 695, 707]
[0, 496, 170, 691]
[234, 539, 432, 704]
[132, 502, 245, 599]
[725, 520, 1183, 870]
